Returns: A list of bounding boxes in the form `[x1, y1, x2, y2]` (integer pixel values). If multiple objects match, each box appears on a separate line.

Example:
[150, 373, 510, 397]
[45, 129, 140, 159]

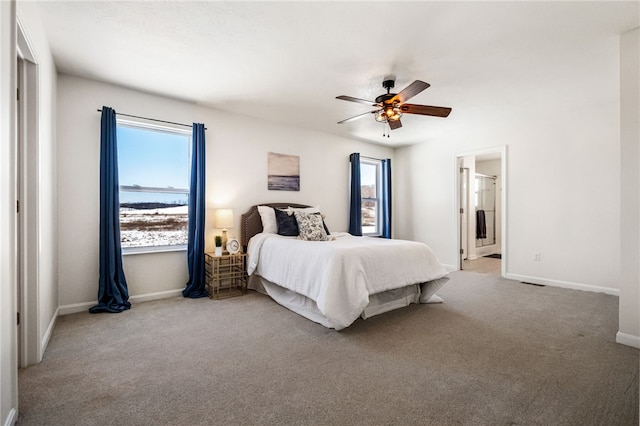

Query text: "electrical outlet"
[534, 252, 541, 261]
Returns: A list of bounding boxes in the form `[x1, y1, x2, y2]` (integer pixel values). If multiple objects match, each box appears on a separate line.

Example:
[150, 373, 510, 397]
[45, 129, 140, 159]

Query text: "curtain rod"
[361, 155, 385, 161]
[96, 109, 207, 130]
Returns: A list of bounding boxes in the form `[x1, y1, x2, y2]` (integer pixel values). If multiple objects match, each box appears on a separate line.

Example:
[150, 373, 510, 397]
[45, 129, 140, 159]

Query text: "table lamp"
[214, 208, 234, 251]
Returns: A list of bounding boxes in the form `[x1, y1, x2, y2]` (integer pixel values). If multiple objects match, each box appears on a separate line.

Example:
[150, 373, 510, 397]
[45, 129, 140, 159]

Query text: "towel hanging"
[476, 210, 487, 239]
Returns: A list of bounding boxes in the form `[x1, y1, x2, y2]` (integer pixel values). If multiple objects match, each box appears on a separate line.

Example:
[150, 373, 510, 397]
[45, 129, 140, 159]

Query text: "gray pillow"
[275, 208, 299, 236]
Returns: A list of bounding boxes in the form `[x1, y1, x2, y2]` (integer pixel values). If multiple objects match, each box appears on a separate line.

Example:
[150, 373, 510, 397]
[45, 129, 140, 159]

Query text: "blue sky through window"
[117, 124, 190, 205]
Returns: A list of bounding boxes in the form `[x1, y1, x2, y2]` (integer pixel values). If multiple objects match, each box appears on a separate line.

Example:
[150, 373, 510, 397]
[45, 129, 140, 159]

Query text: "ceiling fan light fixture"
[385, 105, 402, 122]
[336, 79, 451, 130]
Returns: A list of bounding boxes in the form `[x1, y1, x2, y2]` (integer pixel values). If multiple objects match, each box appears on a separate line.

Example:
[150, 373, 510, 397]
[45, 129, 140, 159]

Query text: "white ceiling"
[35, 1, 639, 147]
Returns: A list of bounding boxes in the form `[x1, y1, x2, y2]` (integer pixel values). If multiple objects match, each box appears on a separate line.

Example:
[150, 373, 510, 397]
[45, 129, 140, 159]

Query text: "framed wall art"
[268, 152, 300, 191]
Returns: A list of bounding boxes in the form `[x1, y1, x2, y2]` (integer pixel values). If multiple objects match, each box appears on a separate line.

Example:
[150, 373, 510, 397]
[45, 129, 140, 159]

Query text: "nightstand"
[204, 252, 247, 299]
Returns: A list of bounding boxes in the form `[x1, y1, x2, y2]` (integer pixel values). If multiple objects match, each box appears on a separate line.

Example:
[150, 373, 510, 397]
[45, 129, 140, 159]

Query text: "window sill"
[122, 245, 187, 256]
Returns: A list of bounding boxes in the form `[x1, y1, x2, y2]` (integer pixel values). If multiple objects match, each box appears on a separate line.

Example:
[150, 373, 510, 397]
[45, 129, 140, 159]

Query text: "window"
[361, 159, 382, 235]
[117, 121, 191, 250]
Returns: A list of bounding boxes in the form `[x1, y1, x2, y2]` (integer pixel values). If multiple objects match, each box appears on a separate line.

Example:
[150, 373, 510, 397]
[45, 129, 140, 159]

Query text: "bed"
[241, 203, 449, 330]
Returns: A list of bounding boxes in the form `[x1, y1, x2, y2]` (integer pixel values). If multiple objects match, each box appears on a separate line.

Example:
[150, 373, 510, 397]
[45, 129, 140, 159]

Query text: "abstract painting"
[268, 152, 300, 191]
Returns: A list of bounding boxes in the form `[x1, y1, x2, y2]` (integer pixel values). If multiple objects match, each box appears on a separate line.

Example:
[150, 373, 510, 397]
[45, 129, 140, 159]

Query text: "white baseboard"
[504, 273, 619, 296]
[58, 301, 95, 315]
[129, 288, 183, 303]
[40, 306, 59, 361]
[4, 407, 17, 426]
[616, 331, 640, 349]
[58, 288, 184, 316]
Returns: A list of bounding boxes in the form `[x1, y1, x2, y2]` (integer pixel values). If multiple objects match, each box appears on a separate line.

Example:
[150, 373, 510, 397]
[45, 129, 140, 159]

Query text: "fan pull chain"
[381, 123, 391, 138]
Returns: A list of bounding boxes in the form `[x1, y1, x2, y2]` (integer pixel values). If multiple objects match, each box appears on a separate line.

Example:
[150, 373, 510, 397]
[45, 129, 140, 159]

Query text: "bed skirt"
[248, 274, 450, 329]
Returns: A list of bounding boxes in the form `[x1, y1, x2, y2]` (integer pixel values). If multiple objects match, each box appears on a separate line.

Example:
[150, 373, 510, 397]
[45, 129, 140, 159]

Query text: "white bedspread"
[247, 232, 448, 329]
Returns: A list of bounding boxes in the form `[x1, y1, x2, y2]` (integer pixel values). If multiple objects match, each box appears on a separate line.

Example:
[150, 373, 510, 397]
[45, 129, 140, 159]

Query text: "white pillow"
[288, 206, 321, 214]
[257, 205, 277, 233]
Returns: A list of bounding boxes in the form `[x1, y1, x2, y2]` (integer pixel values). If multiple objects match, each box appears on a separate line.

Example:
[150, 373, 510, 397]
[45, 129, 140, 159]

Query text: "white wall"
[395, 34, 621, 294]
[0, 1, 18, 423]
[618, 27, 640, 348]
[56, 74, 393, 311]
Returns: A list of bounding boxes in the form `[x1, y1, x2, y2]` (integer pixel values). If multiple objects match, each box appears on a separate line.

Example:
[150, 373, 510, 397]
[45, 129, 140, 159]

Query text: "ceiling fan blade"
[391, 80, 430, 104]
[400, 103, 452, 117]
[388, 119, 402, 130]
[336, 95, 378, 107]
[337, 110, 378, 124]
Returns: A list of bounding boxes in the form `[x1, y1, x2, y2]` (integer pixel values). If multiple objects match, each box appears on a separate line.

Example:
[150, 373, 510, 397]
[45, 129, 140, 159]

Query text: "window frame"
[360, 158, 382, 237]
[116, 119, 192, 255]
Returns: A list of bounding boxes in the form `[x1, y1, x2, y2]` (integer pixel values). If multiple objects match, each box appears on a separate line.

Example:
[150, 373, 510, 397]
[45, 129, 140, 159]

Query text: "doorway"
[456, 147, 506, 277]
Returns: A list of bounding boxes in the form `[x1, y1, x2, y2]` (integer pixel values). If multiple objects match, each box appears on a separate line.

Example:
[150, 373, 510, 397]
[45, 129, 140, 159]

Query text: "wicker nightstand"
[204, 252, 247, 299]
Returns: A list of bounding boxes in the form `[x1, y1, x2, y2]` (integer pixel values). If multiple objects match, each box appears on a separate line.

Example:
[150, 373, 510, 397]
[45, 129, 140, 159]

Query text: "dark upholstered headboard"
[241, 203, 311, 248]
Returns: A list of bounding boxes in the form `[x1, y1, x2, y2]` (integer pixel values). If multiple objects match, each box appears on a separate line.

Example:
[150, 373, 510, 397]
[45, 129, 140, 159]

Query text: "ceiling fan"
[336, 79, 452, 134]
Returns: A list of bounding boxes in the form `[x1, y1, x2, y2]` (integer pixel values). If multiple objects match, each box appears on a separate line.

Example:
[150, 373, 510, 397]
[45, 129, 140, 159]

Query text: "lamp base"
[222, 229, 228, 252]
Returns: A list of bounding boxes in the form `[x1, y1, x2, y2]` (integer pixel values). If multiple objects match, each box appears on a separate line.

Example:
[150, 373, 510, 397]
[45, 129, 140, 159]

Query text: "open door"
[459, 164, 468, 269]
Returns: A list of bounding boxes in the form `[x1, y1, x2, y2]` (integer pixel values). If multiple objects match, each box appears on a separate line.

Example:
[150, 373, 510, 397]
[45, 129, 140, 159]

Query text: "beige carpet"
[18, 271, 639, 425]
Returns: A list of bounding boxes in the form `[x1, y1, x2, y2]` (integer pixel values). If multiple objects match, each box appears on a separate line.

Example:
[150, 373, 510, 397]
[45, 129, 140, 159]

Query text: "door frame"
[454, 145, 507, 276]
[17, 20, 40, 367]
[458, 164, 469, 269]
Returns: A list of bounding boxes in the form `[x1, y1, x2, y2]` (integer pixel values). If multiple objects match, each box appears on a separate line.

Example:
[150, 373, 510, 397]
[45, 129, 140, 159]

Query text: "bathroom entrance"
[456, 147, 506, 276]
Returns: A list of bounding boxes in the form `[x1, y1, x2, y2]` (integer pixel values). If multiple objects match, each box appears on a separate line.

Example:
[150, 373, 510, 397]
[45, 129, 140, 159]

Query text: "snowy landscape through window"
[117, 122, 191, 249]
[361, 159, 380, 235]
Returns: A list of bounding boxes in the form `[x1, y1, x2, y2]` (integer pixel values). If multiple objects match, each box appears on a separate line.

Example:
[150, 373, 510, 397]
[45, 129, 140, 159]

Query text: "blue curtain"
[381, 158, 392, 239]
[89, 107, 131, 314]
[348, 153, 362, 236]
[183, 123, 208, 298]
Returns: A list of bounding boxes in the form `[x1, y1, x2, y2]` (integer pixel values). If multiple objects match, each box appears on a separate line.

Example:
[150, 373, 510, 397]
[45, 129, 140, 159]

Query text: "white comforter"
[247, 232, 448, 329]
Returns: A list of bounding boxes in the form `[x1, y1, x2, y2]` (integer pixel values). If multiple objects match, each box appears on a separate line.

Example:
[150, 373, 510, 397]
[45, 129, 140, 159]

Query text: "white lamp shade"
[214, 208, 234, 229]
